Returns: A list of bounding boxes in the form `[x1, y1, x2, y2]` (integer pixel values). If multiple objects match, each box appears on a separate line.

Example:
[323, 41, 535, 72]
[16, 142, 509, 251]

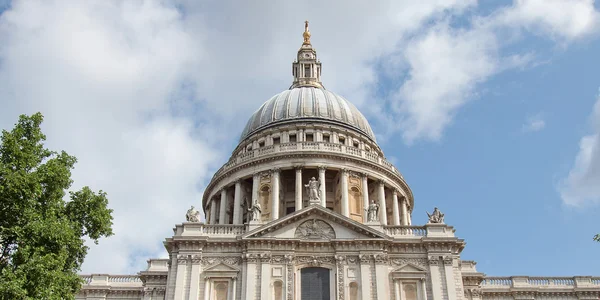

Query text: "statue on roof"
[427, 207, 444, 224]
[248, 201, 262, 222]
[305, 176, 320, 204]
[186, 205, 201, 223]
[365, 199, 379, 223]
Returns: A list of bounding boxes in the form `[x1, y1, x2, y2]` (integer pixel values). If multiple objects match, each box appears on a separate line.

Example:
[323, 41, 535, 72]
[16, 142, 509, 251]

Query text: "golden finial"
[303, 20, 311, 45]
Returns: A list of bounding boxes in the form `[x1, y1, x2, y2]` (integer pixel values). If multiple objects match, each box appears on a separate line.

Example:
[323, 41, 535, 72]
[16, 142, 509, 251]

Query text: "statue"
[365, 200, 379, 222]
[248, 201, 262, 222]
[305, 176, 320, 204]
[186, 206, 201, 223]
[427, 207, 445, 224]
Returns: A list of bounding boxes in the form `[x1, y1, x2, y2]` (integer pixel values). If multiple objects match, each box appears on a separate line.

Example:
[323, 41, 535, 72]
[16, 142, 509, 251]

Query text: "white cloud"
[522, 114, 546, 132]
[559, 95, 600, 206]
[0, 0, 599, 274]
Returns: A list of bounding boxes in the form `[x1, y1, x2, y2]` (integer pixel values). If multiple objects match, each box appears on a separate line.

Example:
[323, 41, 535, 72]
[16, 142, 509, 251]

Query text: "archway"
[300, 267, 330, 300]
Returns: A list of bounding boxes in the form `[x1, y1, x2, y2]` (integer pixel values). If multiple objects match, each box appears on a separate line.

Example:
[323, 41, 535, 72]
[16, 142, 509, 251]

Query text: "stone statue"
[305, 176, 320, 204]
[248, 201, 262, 222]
[365, 199, 379, 222]
[186, 205, 201, 223]
[427, 207, 445, 224]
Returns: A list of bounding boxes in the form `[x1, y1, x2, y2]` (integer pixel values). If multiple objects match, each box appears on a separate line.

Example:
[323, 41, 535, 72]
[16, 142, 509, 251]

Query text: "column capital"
[340, 168, 348, 174]
[294, 165, 303, 171]
[378, 179, 386, 186]
[392, 189, 398, 196]
[271, 167, 281, 174]
[234, 178, 242, 184]
[318, 165, 327, 172]
[361, 173, 369, 179]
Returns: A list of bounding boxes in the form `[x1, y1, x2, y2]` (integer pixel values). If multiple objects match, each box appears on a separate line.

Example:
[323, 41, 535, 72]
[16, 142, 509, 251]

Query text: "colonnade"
[205, 167, 411, 226]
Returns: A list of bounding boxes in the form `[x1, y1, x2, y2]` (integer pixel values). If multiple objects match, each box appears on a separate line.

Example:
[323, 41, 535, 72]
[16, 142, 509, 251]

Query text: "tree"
[595, 234, 599, 242]
[0, 113, 114, 299]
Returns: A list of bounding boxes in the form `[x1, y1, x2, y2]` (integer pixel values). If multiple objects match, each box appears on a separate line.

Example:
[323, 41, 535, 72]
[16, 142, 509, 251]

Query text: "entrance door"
[300, 267, 330, 300]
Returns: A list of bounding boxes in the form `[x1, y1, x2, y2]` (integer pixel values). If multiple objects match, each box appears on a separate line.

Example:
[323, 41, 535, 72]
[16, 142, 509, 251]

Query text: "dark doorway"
[300, 267, 330, 300]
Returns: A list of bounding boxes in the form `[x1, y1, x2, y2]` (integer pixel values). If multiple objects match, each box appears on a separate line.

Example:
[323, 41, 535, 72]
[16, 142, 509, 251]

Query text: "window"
[289, 134, 297, 142]
[306, 133, 314, 142]
[304, 65, 311, 77]
[286, 207, 295, 215]
[273, 281, 283, 300]
[273, 137, 281, 145]
[214, 281, 229, 300]
[258, 141, 265, 148]
[353, 141, 359, 148]
[323, 134, 330, 143]
[339, 137, 346, 145]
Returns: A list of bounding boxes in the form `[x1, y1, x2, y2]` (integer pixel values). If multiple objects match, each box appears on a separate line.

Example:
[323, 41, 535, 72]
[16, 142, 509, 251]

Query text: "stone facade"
[77, 23, 600, 300]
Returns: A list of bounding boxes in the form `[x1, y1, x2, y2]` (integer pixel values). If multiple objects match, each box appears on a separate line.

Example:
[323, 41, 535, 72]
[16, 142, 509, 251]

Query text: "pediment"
[203, 263, 239, 272]
[393, 264, 427, 273]
[243, 205, 388, 240]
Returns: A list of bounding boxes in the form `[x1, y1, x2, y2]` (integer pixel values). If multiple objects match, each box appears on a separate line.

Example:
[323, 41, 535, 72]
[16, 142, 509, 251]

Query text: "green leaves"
[0, 113, 113, 299]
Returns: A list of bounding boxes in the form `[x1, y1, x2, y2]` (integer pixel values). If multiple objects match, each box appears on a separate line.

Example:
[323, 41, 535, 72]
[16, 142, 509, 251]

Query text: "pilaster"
[173, 255, 188, 300]
[188, 255, 202, 300]
[428, 256, 443, 300]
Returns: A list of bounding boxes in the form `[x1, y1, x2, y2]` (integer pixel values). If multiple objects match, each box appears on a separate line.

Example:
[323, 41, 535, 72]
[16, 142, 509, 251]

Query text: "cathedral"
[77, 22, 600, 300]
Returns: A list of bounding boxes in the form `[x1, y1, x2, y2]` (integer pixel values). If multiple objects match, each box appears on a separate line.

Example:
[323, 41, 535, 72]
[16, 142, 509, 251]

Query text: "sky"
[0, 0, 599, 277]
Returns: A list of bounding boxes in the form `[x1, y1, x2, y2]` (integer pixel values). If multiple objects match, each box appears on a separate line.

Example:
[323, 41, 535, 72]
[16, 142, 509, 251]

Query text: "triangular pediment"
[394, 264, 427, 273]
[242, 205, 389, 240]
[204, 263, 239, 272]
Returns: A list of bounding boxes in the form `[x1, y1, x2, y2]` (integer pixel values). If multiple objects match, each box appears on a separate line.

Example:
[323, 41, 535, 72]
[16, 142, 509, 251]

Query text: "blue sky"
[0, 0, 599, 276]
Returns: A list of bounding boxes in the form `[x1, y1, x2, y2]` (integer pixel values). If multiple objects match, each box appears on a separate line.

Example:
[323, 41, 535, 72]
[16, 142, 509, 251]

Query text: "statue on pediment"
[427, 207, 444, 224]
[305, 176, 321, 204]
[248, 201, 262, 222]
[186, 206, 201, 223]
[365, 200, 379, 223]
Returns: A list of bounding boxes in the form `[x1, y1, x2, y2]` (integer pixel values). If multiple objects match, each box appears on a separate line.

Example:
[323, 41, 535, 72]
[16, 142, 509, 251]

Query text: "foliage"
[595, 234, 599, 242]
[0, 113, 114, 299]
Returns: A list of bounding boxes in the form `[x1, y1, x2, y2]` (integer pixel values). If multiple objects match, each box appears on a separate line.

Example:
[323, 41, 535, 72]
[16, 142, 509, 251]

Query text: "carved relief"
[191, 255, 202, 264]
[428, 256, 440, 265]
[242, 253, 259, 263]
[286, 255, 294, 300]
[336, 255, 345, 300]
[390, 258, 428, 267]
[296, 256, 335, 267]
[259, 253, 271, 263]
[359, 254, 372, 264]
[200, 256, 241, 266]
[374, 254, 388, 264]
[294, 219, 335, 239]
[177, 255, 187, 265]
[443, 256, 453, 266]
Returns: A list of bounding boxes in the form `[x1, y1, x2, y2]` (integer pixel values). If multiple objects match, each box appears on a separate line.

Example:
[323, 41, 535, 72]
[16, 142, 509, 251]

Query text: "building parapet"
[481, 276, 600, 289]
[173, 223, 246, 237]
[214, 141, 402, 178]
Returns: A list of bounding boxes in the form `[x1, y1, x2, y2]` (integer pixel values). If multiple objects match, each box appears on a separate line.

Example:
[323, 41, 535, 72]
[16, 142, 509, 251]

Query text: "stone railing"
[481, 276, 600, 289]
[79, 274, 143, 287]
[215, 141, 401, 178]
[383, 226, 427, 237]
[174, 223, 246, 237]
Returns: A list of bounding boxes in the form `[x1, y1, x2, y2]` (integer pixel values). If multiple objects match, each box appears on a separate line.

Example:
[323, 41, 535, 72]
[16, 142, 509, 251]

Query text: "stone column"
[374, 254, 390, 300]
[271, 169, 280, 220]
[173, 255, 187, 300]
[428, 256, 443, 300]
[243, 254, 258, 300]
[341, 169, 350, 217]
[361, 174, 369, 221]
[203, 278, 210, 300]
[260, 254, 271, 300]
[233, 180, 242, 224]
[219, 189, 228, 225]
[443, 256, 458, 300]
[400, 197, 409, 226]
[392, 190, 400, 226]
[252, 174, 259, 204]
[318, 166, 327, 207]
[359, 255, 372, 300]
[188, 255, 202, 300]
[295, 166, 303, 211]
[377, 181, 387, 225]
[209, 199, 217, 225]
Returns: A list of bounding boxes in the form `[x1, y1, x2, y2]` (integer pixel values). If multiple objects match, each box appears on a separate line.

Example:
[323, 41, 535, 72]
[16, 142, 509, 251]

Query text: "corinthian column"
[362, 174, 369, 221]
[400, 196, 409, 226]
[233, 180, 242, 224]
[295, 166, 303, 211]
[271, 169, 280, 220]
[318, 166, 326, 207]
[392, 190, 400, 226]
[377, 181, 387, 225]
[341, 169, 349, 217]
[219, 189, 227, 225]
[209, 199, 217, 224]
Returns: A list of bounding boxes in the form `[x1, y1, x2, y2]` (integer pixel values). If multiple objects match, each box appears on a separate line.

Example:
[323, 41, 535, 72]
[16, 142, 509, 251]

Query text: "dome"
[240, 87, 376, 142]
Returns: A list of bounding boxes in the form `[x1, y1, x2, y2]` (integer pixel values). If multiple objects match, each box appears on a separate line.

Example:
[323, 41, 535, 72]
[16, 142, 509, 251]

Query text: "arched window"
[349, 282, 359, 300]
[349, 186, 363, 222]
[273, 281, 283, 300]
[214, 281, 229, 300]
[260, 186, 271, 221]
[403, 283, 418, 300]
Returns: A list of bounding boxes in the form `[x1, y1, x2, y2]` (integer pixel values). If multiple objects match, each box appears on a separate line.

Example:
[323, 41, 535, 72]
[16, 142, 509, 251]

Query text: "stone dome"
[240, 87, 376, 142]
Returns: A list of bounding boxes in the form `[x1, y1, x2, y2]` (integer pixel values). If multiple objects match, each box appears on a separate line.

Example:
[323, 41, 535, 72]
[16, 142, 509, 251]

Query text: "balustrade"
[383, 226, 426, 237]
[481, 277, 512, 286]
[108, 275, 142, 283]
[211, 141, 403, 180]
